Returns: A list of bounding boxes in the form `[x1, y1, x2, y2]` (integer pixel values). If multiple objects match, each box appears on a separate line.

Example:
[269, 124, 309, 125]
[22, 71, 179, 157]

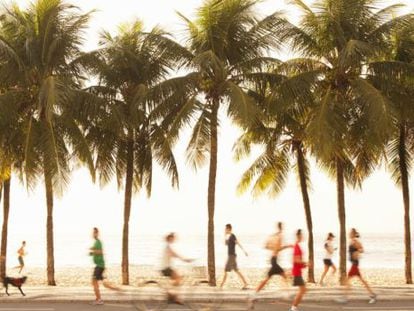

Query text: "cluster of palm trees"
[0, 0, 414, 287]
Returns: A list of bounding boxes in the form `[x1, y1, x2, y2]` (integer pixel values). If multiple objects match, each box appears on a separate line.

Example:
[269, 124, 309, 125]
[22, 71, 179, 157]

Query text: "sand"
[10, 265, 410, 288]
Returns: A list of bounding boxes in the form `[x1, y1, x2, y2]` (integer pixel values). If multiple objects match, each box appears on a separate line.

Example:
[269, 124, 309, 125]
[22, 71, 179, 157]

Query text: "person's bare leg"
[358, 276, 374, 296]
[236, 270, 248, 288]
[255, 276, 270, 292]
[331, 265, 337, 275]
[169, 271, 183, 304]
[220, 272, 228, 288]
[18, 265, 24, 274]
[292, 286, 306, 307]
[103, 281, 120, 291]
[92, 279, 101, 301]
[319, 265, 329, 284]
[281, 272, 290, 290]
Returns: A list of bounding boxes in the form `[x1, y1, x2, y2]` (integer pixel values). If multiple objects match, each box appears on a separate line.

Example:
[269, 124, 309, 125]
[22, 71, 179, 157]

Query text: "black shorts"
[93, 266, 105, 281]
[268, 256, 284, 276]
[18, 256, 24, 266]
[293, 276, 305, 286]
[225, 255, 238, 272]
[323, 259, 333, 266]
[161, 268, 174, 277]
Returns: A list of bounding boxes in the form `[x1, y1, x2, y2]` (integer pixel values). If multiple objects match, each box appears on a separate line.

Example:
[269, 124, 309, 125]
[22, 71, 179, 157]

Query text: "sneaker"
[368, 294, 377, 304]
[90, 299, 104, 305]
[289, 307, 298, 311]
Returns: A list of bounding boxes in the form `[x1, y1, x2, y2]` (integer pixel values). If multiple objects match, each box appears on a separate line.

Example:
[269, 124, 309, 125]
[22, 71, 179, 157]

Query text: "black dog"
[3, 276, 27, 296]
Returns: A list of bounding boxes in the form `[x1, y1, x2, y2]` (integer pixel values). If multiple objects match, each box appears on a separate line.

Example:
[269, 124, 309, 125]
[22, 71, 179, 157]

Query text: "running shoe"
[90, 299, 104, 305]
[288, 307, 299, 311]
[368, 294, 377, 304]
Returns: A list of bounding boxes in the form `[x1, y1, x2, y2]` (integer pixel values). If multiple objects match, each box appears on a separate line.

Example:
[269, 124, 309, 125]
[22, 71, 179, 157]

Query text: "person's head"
[350, 228, 360, 239]
[277, 222, 283, 232]
[166, 232, 176, 243]
[22, 241, 26, 246]
[327, 232, 335, 241]
[93, 227, 99, 239]
[225, 224, 232, 234]
[296, 229, 304, 242]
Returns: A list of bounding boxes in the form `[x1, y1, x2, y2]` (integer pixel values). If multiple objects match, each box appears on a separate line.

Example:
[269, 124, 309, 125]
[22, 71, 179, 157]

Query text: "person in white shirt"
[319, 232, 337, 286]
[160, 233, 192, 304]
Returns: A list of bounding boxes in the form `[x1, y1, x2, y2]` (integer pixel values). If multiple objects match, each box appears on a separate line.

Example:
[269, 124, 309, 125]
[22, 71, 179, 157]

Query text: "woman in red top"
[289, 229, 307, 311]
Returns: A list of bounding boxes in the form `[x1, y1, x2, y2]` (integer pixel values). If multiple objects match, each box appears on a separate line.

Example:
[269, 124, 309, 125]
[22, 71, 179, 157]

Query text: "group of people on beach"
[88, 224, 377, 310]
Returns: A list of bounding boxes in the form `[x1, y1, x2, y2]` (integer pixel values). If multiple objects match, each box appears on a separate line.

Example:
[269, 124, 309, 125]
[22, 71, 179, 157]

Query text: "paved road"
[0, 301, 414, 311]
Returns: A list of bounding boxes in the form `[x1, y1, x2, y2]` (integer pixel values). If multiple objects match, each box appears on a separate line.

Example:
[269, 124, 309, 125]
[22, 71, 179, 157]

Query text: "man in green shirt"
[90, 227, 119, 305]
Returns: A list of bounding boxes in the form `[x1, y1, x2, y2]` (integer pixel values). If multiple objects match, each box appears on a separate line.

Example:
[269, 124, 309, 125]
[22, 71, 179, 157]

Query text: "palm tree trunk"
[398, 124, 413, 284]
[44, 166, 56, 286]
[122, 138, 134, 285]
[336, 157, 347, 285]
[295, 142, 315, 283]
[0, 177, 10, 279]
[207, 101, 219, 286]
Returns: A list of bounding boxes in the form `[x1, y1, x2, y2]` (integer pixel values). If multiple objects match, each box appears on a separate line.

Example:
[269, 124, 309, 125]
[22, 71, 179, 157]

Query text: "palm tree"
[368, 23, 414, 284]
[85, 21, 193, 285]
[280, 0, 411, 283]
[178, 0, 286, 285]
[0, 0, 95, 285]
[234, 59, 322, 283]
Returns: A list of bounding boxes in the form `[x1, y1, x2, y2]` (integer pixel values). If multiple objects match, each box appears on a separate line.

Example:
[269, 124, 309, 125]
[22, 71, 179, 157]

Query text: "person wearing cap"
[319, 232, 337, 286]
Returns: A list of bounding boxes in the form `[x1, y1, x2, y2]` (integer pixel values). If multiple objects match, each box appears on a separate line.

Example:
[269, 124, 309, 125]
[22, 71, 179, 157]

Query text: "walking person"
[249, 222, 292, 308]
[161, 232, 193, 304]
[319, 233, 337, 286]
[220, 224, 248, 289]
[89, 227, 119, 305]
[338, 228, 377, 304]
[14, 241, 26, 273]
[289, 229, 308, 311]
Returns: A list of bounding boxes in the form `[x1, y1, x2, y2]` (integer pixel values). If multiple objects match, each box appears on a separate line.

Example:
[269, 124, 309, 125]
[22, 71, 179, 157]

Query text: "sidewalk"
[1, 285, 414, 303]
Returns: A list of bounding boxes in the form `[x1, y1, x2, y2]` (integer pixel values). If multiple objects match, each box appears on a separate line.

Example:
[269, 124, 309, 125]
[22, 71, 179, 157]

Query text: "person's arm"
[356, 240, 364, 253]
[169, 246, 192, 263]
[236, 240, 248, 256]
[293, 255, 308, 267]
[90, 241, 103, 255]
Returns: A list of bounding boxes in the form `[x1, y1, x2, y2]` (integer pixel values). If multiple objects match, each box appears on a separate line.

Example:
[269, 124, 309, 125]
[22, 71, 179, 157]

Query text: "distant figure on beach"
[220, 224, 248, 290]
[14, 241, 26, 273]
[319, 232, 337, 286]
[289, 229, 308, 311]
[161, 232, 193, 304]
[89, 227, 119, 305]
[338, 228, 377, 304]
[249, 221, 292, 307]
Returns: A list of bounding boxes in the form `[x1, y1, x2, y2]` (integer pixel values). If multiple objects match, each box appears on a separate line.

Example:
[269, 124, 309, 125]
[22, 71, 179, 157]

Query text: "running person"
[161, 233, 193, 304]
[339, 228, 377, 304]
[15, 241, 26, 273]
[89, 227, 119, 305]
[319, 233, 337, 285]
[220, 224, 248, 289]
[289, 229, 308, 311]
[248, 222, 292, 308]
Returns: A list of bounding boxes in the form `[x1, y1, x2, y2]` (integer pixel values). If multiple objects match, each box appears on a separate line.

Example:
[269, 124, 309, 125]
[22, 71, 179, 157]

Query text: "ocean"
[3, 232, 407, 270]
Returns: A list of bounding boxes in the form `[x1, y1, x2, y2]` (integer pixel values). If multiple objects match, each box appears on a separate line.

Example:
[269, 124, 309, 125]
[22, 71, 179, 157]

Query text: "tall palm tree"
[178, 0, 286, 285]
[0, 0, 95, 285]
[368, 24, 414, 284]
[86, 21, 193, 285]
[280, 0, 411, 283]
[234, 59, 322, 283]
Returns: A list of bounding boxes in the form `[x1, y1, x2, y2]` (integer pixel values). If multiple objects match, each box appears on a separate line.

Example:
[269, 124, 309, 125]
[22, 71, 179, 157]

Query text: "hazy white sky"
[4, 0, 414, 255]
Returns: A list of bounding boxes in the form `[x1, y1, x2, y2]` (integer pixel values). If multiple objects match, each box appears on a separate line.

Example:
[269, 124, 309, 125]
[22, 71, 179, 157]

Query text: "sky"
[2, 0, 414, 265]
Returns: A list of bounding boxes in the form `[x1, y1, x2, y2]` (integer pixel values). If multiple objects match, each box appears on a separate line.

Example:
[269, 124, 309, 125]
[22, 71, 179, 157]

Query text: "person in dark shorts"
[220, 224, 248, 289]
[289, 229, 307, 311]
[89, 227, 119, 305]
[338, 229, 377, 304]
[161, 233, 193, 304]
[14, 241, 26, 273]
[319, 233, 337, 286]
[249, 222, 292, 307]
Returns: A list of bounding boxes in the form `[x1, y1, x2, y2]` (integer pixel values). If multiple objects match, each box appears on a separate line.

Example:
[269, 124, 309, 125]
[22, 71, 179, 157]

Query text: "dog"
[3, 276, 27, 296]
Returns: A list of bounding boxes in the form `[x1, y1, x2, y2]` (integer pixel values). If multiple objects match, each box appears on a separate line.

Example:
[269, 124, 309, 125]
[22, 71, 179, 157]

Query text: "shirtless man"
[249, 222, 292, 307]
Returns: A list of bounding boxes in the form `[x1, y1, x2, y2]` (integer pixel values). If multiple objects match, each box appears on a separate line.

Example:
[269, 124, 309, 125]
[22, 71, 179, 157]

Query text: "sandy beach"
[11, 265, 409, 288]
